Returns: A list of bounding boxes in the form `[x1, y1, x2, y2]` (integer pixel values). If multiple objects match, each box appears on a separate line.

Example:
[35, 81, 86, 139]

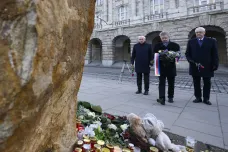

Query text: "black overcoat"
[185, 37, 219, 77]
[131, 43, 153, 73]
[153, 41, 180, 76]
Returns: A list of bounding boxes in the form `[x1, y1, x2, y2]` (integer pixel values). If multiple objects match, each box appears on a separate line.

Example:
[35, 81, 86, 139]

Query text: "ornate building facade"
[86, 0, 228, 69]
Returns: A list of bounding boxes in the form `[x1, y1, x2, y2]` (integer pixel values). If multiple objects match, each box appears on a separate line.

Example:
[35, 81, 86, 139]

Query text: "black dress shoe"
[135, 90, 142, 94]
[143, 91, 148, 95]
[193, 98, 202, 103]
[168, 98, 174, 103]
[203, 99, 212, 105]
[157, 98, 165, 105]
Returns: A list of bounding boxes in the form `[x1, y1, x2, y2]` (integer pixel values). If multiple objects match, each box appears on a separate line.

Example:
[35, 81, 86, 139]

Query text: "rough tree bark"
[0, 0, 95, 151]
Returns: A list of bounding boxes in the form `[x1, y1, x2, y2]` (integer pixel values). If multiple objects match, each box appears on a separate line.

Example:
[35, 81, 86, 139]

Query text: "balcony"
[187, 2, 224, 15]
[112, 19, 130, 27]
[143, 12, 168, 22]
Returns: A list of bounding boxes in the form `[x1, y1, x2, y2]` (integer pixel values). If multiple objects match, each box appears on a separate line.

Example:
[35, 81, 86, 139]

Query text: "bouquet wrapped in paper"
[158, 50, 180, 66]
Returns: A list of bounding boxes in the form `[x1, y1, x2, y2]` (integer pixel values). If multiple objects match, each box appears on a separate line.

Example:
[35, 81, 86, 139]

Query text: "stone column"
[173, 37, 189, 70]
[102, 42, 114, 66]
[108, 0, 113, 24]
[85, 45, 91, 65]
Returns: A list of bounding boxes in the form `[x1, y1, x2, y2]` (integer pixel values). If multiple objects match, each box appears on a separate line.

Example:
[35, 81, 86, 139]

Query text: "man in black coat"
[131, 36, 153, 95]
[185, 27, 219, 105]
[153, 32, 180, 105]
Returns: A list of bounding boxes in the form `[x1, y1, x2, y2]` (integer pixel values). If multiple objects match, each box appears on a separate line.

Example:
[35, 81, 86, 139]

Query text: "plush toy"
[127, 113, 148, 144]
[142, 113, 185, 152]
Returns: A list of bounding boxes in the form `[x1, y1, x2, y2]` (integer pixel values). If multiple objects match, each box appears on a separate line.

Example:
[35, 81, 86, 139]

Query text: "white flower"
[93, 121, 102, 127]
[108, 124, 117, 130]
[83, 126, 95, 137]
[83, 108, 90, 113]
[87, 112, 96, 118]
[120, 124, 129, 131]
[78, 115, 84, 120]
[89, 124, 99, 129]
[114, 133, 119, 138]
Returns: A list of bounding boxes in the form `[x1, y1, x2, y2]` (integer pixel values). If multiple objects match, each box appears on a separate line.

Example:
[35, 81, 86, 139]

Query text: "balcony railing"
[112, 19, 130, 27]
[188, 2, 224, 15]
[94, 23, 102, 30]
[143, 12, 168, 22]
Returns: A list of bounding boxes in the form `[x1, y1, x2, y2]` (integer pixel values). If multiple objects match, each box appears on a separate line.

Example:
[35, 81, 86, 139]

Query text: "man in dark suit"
[185, 27, 219, 105]
[131, 36, 153, 95]
[153, 32, 181, 105]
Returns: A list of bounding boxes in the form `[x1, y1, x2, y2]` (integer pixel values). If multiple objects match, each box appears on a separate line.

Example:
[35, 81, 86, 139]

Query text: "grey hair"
[195, 27, 206, 33]
[159, 31, 169, 37]
[138, 36, 146, 40]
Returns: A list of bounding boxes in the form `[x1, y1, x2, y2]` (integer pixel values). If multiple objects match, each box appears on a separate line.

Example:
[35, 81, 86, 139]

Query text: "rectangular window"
[151, 0, 164, 14]
[118, 6, 127, 21]
[96, 0, 103, 6]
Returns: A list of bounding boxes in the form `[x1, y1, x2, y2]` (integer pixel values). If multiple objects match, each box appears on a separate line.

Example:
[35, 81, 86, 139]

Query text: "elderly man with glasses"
[185, 27, 219, 105]
[131, 36, 153, 95]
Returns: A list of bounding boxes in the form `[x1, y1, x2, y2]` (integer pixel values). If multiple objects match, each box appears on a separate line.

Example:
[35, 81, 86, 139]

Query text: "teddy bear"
[142, 113, 185, 152]
[127, 113, 148, 144]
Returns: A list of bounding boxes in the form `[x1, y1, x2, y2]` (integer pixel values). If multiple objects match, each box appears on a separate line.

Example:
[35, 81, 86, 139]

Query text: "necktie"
[199, 40, 203, 46]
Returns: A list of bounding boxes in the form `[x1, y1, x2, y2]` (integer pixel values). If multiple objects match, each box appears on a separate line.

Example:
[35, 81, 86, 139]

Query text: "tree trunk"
[0, 0, 95, 151]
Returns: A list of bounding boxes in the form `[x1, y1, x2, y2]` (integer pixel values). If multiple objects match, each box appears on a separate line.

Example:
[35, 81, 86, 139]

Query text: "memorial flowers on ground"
[74, 101, 195, 152]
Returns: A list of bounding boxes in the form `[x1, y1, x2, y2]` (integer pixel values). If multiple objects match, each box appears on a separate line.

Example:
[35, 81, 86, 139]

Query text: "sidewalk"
[78, 75, 228, 149]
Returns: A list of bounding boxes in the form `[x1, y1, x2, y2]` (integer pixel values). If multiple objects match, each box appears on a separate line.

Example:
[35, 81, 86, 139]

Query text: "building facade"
[85, 0, 228, 69]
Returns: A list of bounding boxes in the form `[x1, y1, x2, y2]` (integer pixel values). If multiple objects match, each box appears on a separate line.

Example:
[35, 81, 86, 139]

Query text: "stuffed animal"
[142, 113, 184, 152]
[127, 113, 148, 144]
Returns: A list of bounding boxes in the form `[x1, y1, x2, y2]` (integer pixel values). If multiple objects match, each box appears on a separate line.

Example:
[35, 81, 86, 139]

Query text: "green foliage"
[91, 105, 102, 114]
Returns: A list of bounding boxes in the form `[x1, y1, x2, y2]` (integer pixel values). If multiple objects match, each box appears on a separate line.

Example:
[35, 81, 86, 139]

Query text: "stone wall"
[88, 12, 228, 68]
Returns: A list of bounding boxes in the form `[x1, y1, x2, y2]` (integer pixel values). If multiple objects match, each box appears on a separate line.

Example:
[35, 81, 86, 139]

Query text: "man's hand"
[212, 66, 218, 71]
[150, 60, 154, 67]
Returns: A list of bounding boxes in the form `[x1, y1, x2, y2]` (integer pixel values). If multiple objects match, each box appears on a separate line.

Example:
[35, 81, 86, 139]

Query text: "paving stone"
[170, 126, 224, 148]
[111, 104, 146, 116]
[224, 133, 228, 146]
[125, 97, 155, 110]
[180, 107, 220, 126]
[174, 117, 223, 137]
[186, 100, 219, 112]
[219, 106, 228, 124]
[217, 94, 228, 107]
[222, 123, 228, 133]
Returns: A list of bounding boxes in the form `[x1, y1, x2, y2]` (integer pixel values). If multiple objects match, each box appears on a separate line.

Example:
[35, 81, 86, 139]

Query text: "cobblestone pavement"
[83, 66, 228, 93]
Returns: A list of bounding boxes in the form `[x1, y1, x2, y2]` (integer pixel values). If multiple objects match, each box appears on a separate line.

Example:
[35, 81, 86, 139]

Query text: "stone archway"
[112, 35, 131, 63]
[88, 38, 102, 64]
[188, 26, 227, 66]
[146, 31, 162, 50]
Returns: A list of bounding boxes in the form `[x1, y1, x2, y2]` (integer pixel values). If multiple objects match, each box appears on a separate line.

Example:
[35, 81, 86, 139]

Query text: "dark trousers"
[137, 73, 149, 91]
[192, 76, 211, 100]
[159, 76, 175, 99]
